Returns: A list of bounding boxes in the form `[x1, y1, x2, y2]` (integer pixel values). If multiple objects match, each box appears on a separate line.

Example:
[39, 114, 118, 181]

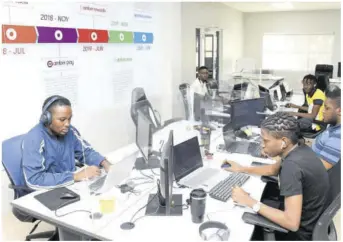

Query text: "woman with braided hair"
[222, 112, 329, 241]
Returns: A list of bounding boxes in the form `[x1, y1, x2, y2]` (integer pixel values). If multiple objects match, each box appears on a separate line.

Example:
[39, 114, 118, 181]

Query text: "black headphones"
[40, 96, 63, 125]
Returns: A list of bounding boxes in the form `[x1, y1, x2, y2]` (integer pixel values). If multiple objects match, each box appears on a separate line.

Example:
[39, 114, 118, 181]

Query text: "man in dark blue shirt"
[22, 95, 111, 190]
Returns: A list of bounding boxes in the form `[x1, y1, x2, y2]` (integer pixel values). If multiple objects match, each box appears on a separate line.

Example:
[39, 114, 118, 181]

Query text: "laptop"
[173, 136, 225, 188]
[88, 151, 138, 194]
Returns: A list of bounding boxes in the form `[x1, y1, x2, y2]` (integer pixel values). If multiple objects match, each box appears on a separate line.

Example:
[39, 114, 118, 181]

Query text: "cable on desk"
[150, 168, 159, 176]
[138, 170, 154, 180]
[54, 201, 91, 218]
[129, 193, 158, 223]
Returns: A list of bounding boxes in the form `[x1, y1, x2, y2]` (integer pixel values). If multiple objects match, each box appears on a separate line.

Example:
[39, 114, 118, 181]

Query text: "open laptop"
[87, 151, 138, 194]
[173, 136, 225, 188]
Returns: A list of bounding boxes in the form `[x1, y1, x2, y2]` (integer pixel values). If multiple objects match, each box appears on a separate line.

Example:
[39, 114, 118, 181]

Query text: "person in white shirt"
[190, 66, 209, 95]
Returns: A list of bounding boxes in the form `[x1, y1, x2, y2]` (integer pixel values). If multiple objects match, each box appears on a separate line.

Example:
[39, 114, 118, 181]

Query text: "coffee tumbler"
[190, 188, 207, 223]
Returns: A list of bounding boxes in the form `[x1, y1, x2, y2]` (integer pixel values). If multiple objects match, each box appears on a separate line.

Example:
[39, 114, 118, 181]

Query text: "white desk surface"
[11, 121, 275, 241]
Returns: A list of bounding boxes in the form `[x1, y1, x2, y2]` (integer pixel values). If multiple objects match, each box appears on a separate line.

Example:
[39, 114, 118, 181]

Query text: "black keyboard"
[209, 173, 250, 202]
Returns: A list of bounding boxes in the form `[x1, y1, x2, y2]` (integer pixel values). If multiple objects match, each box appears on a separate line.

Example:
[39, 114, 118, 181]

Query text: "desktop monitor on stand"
[145, 130, 183, 216]
[135, 110, 160, 170]
[259, 91, 276, 111]
[279, 83, 287, 101]
[230, 98, 266, 130]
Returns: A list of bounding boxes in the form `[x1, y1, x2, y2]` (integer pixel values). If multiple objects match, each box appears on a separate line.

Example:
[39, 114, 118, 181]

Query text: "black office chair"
[315, 64, 334, 79]
[300, 119, 328, 140]
[242, 160, 341, 241]
[317, 75, 330, 93]
[2, 135, 58, 241]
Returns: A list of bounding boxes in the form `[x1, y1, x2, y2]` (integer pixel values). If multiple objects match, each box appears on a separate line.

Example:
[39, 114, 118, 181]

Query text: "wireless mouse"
[221, 163, 231, 169]
[60, 192, 77, 199]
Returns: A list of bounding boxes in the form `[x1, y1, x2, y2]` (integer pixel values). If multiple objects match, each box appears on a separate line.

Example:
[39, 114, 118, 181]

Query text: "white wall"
[177, 2, 244, 117]
[244, 10, 341, 91]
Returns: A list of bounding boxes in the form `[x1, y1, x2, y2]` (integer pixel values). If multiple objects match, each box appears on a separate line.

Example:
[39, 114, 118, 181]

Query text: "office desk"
[330, 78, 341, 86]
[11, 120, 273, 241]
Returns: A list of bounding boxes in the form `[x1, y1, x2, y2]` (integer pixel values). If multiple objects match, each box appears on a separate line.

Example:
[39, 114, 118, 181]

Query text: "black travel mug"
[190, 188, 207, 223]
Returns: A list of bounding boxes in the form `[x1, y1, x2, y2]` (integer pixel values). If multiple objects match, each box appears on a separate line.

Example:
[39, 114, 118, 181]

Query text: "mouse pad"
[34, 187, 80, 211]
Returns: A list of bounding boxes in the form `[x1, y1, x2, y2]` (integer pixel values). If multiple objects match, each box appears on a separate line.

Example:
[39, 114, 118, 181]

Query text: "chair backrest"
[130, 88, 161, 128]
[179, 83, 191, 120]
[312, 160, 341, 240]
[315, 64, 334, 78]
[131, 87, 147, 104]
[316, 75, 330, 93]
[2, 135, 30, 198]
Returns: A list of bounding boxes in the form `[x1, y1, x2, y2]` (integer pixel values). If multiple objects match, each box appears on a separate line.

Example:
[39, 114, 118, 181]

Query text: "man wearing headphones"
[22, 95, 112, 190]
[222, 112, 329, 240]
[285, 74, 326, 132]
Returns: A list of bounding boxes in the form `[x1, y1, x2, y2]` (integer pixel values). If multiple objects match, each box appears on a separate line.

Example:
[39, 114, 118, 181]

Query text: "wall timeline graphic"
[2, 25, 154, 44]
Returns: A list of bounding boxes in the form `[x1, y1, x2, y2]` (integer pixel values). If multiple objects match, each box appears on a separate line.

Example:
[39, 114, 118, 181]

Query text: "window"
[262, 34, 334, 71]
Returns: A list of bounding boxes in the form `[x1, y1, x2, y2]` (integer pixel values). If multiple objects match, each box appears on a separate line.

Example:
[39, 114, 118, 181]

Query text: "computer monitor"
[259, 91, 275, 111]
[145, 130, 183, 216]
[230, 97, 266, 130]
[231, 82, 249, 100]
[268, 79, 282, 90]
[135, 110, 160, 170]
[279, 83, 287, 101]
[338, 62, 341, 78]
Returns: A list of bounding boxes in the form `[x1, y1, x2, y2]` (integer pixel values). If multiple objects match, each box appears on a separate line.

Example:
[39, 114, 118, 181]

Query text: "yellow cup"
[99, 196, 116, 214]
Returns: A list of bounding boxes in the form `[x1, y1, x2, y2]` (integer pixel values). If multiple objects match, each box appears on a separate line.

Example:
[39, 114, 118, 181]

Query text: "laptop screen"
[173, 136, 203, 181]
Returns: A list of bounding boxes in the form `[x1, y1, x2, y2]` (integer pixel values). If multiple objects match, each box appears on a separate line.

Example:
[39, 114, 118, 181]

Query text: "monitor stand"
[145, 194, 183, 216]
[134, 156, 160, 170]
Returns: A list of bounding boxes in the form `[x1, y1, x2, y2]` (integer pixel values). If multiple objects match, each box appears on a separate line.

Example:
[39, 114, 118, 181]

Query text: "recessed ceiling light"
[270, 2, 294, 9]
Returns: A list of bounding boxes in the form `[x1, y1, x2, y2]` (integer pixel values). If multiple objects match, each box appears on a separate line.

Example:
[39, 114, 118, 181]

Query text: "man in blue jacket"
[22, 95, 112, 190]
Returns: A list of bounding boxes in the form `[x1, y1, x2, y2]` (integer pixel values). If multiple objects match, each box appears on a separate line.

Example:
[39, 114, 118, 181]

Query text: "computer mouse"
[60, 192, 77, 199]
[221, 163, 231, 169]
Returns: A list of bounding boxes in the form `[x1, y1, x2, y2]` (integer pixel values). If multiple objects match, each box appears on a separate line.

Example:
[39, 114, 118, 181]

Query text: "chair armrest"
[242, 212, 289, 233]
[261, 175, 278, 183]
[8, 184, 33, 192]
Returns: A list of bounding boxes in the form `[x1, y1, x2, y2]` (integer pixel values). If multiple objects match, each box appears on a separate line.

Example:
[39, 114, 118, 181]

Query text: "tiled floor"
[2, 209, 341, 240]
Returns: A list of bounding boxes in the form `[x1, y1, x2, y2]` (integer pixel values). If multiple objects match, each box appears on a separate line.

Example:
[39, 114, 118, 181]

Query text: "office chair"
[131, 88, 182, 129]
[300, 119, 328, 139]
[315, 64, 334, 79]
[179, 83, 191, 120]
[130, 88, 162, 128]
[242, 159, 341, 241]
[317, 75, 330, 93]
[2, 135, 58, 241]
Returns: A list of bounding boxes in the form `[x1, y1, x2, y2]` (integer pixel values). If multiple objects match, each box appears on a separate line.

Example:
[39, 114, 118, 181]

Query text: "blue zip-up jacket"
[22, 122, 105, 190]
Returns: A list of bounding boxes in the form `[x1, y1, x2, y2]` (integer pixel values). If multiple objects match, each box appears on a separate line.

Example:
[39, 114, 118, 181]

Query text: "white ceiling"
[223, 2, 341, 13]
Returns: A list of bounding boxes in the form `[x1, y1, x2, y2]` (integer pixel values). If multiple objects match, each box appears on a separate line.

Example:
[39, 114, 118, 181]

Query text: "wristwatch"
[252, 201, 261, 213]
